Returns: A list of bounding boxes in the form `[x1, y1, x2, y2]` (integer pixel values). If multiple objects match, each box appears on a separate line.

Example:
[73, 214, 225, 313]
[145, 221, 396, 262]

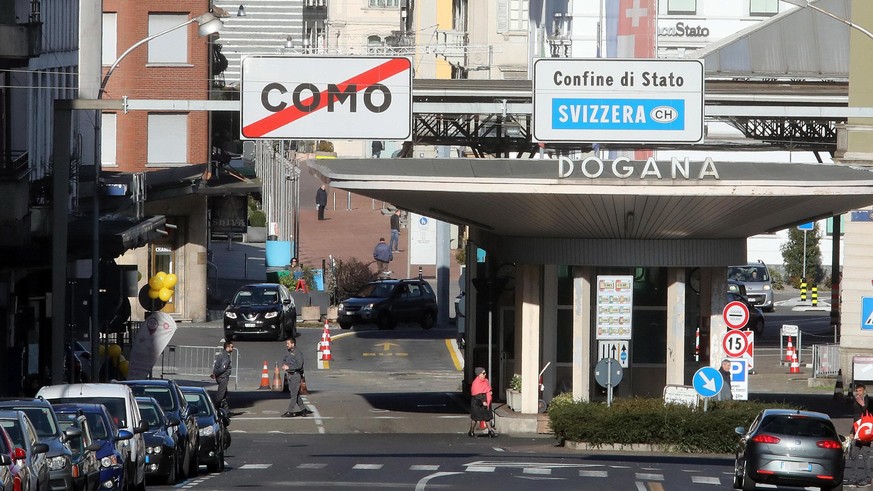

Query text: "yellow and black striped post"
[800, 278, 807, 302]
[811, 285, 818, 307]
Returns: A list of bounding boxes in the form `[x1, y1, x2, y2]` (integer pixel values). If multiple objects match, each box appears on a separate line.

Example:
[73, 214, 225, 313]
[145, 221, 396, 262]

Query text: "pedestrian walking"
[373, 237, 393, 275]
[469, 367, 497, 437]
[713, 358, 733, 401]
[371, 140, 384, 158]
[281, 338, 311, 417]
[315, 184, 327, 220]
[389, 209, 401, 253]
[847, 383, 873, 486]
[211, 341, 233, 412]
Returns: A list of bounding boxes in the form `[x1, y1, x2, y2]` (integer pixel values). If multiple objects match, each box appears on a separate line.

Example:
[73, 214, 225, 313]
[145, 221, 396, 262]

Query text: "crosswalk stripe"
[579, 470, 608, 478]
[691, 476, 721, 485]
[467, 466, 496, 473]
[410, 465, 440, 471]
[297, 463, 327, 469]
[523, 468, 552, 475]
[353, 464, 384, 470]
[635, 472, 664, 481]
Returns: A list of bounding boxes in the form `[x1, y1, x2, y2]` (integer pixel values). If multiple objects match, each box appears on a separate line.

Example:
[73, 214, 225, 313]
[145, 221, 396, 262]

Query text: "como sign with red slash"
[240, 56, 412, 140]
[723, 300, 750, 330]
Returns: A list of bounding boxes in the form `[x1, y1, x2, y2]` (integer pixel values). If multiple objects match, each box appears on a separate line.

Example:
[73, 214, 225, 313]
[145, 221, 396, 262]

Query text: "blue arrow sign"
[693, 366, 724, 398]
[797, 222, 814, 231]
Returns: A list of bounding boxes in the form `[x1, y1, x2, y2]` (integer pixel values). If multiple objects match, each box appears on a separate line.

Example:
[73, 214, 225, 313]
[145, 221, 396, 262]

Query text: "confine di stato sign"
[532, 58, 704, 144]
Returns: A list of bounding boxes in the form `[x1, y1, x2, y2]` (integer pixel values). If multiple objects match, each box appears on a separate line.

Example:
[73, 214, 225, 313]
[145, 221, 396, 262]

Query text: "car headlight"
[362, 303, 374, 311]
[47, 455, 67, 470]
[146, 446, 162, 454]
[763, 285, 771, 291]
[338, 303, 345, 311]
[264, 311, 278, 319]
[100, 455, 118, 468]
[199, 426, 214, 437]
[225, 312, 237, 319]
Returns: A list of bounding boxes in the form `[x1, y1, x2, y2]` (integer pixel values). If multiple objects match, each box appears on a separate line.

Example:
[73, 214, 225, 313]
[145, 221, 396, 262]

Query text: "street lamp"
[89, 11, 222, 381]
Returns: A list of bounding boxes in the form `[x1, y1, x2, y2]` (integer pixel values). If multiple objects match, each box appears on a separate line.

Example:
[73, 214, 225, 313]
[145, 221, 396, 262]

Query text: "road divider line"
[445, 339, 464, 371]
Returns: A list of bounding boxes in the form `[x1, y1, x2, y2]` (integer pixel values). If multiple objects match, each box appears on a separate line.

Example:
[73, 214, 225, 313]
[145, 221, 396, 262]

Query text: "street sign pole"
[803, 229, 808, 280]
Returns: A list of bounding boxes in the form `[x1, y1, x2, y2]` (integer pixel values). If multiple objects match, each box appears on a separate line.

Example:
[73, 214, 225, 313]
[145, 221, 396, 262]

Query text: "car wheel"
[339, 321, 352, 330]
[223, 430, 232, 450]
[732, 458, 743, 489]
[377, 312, 395, 330]
[165, 454, 177, 485]
[187, 449, 199, 478]
[741, 463, 756, 491]
[421, 311, 435, 330]
[754, 319, 765, 337]
[224, 331, 234, 342]
[827, 483, 843, 491]
[207, 449, 222, 473]
[277, 321, 285, 341]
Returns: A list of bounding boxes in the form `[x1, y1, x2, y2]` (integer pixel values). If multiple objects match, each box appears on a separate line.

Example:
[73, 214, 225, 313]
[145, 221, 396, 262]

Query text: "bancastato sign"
[557, 156, 720, 180]
[659, 22, 710, 37]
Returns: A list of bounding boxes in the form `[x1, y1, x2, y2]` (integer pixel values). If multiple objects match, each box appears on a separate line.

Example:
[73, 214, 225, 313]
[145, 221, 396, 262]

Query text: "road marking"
[445, 339, 463, 371]
[376, 342, 400, 351]
[410, 465, 440, 471]
[691, 476, 721, 485]
[353, 464, 384, 470]
[297, 463, 327, 469]
[466, 466, 495, 472]
[636, 473, 664, 481]
[238, 464, 272, 469]
[523, 468, 552, 475]
[579, 470, 608, 478]
[415, 472, 463, 491]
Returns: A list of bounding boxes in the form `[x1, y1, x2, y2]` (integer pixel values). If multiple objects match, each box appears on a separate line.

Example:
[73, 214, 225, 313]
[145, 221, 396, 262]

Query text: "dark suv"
[0, 399, 73, 491]
[224, 283, 297, 340]
[120, 380, 199, 480]
[338, 278, 437, 330]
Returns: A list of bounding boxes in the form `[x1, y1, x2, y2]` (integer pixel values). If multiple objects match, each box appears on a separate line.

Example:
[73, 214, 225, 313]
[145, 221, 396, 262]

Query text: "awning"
[68, 215, 167, 259]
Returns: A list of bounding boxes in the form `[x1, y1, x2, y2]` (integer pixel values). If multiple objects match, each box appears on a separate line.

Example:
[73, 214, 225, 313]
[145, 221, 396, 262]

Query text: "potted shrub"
[506, 374, 522, 411]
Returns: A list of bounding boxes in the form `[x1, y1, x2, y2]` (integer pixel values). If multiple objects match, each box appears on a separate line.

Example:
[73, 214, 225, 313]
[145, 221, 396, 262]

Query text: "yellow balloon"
[147, 288, 161, 299]
[117, 354, 126, 363]
[155, 271, 167, 282]
[119, 360, 129, 379]
[137, 271, 142, 282]
[108, 344, 122, 358]
[163, 273, 178, 289]
[148, 276, 164, 291]
[158, 287, 173, 302]
[98, 345, 106, 356]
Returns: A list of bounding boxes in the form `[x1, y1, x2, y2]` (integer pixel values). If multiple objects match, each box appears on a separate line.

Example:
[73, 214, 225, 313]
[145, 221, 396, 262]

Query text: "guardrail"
[812, 343, 840, 378]
[159, 344, 239, 390]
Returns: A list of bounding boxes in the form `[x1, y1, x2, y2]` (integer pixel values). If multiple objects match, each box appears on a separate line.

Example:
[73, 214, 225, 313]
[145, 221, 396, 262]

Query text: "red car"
[0, 425, 15, 491]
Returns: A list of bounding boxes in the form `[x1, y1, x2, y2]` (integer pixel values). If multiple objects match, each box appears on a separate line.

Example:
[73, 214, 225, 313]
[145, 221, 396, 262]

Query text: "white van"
[37, 383, 147, 490]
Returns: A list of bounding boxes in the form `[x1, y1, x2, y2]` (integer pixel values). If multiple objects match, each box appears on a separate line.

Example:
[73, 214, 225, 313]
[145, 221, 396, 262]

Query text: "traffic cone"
[834, 369, 845, 400]
[317, 320, 331, 369]
[258, 361, 271, 390]
[785, 336, 795, 362]
[789, 351, 801, 374]
[272, 363, 282, 391]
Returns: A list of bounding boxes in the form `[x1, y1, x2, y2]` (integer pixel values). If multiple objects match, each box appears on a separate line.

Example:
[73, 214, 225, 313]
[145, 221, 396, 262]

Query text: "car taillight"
[816, 440, 842, 450]
[751, 434, 781, 444]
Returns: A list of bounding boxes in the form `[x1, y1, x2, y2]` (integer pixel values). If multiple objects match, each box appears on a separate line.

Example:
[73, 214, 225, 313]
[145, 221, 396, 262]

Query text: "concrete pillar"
[707, 267, 728, 368]
[572, 266, 592, 401]
[518, 263, 541, 414]
[542, 265, 558, 404]
[666, 267, 687, 385]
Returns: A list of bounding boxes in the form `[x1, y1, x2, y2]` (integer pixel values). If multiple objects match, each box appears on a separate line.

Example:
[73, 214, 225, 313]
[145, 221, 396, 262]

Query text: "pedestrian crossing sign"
[862, 297, 873, 330]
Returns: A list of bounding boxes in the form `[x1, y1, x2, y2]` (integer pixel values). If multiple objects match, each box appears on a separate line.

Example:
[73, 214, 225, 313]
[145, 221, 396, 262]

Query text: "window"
[147, 114, 187, 164]
[101, 113, 117, 167]
[498, 0, 529, 32]
[750, 0, 779, 16]
[368, 0, 400, 7]
[667, 0, 696, 15]
[102, 13, 117, 65]
[147, 14, 188, 64]
[367, 35, 383, 54]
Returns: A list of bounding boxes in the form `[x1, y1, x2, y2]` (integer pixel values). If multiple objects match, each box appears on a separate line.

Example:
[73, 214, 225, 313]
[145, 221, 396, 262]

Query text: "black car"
[734, 408, 844, 490]
[135, 397, 178, 485]
[337, 278, 437, 330]
[0, 400, 73, 491]
[728, 280, 765, 337]
[120, 380, 198, 481]
[180, 387, 230, 473]
[224, 283, 297, 340]
[51, 409, 101, 491]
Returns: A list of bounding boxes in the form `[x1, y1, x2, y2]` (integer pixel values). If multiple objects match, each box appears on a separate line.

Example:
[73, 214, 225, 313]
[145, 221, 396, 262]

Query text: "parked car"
[728, 280, 766, 337]
[223, 283, 297, 340]
[35, 384, 148, 491]
[734, 408, 844, 491]
[728, 261, 775, 312]
[50, 408, 101, 491]
[337, 278, 437, 330]
[0, 410, 50, 491]
[0, 399, 73, 491]
[50, 404, 129, 491]
[120, 380, 198, 480]
[180, 386, 230, 473]
[0, 425, 18, 491]
[135, 397, 178, 485]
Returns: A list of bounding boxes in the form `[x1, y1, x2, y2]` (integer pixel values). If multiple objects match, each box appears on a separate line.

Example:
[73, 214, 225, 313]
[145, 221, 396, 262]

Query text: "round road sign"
[723, 330, 749, 357]
[723, 300, 750, 330]
[594, 358, 623, 388]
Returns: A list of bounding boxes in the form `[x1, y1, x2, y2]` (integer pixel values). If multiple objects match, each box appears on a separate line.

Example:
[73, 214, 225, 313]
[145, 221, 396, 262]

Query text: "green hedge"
[547, 395, 800, 453]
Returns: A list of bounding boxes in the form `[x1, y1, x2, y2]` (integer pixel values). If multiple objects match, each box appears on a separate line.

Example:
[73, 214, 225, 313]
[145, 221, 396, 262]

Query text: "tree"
[780, 224, 823, 286]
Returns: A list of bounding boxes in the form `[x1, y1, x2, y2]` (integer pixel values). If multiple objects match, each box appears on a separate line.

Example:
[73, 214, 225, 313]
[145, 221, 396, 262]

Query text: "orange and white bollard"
[272, 363, 283, 391]
[785, 336, 795, 362]
[317, 320, 332, 369]
[789, 351, 801, 374]
[258, 361, 271, 390]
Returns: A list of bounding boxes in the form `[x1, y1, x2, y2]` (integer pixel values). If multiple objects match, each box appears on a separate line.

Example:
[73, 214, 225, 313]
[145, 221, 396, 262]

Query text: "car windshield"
[82, 413, 110, 440]
[138, 404, 164, 428]
[128, 386, 176, 412]
[728, 265, 769, 282]
[50, 398, 126, 428]
[183, 392, 213, 417]
[760, 416, 838, 438]
[14, 407, 57, 438]
[355, 283, 395, 298]
[232, 287, 280, 306]
[0, 420, 24, 448]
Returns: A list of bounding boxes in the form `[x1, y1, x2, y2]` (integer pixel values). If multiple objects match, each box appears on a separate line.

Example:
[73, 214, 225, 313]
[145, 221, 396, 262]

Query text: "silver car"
[728, 262, 774, 312]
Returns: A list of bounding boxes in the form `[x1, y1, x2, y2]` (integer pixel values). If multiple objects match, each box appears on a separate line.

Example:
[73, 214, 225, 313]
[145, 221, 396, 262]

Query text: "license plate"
[781, 461, 811, 472]
[244, 323, 256, 328]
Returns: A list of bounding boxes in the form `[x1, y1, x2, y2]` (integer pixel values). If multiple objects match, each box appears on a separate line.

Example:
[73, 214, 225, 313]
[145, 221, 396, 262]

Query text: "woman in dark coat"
[469, 367, 497, 437]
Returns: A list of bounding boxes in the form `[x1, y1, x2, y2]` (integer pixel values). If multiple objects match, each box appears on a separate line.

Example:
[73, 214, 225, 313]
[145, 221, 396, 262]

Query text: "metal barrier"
[812, 343, 840, 378]
[159, 344, 239, 390]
